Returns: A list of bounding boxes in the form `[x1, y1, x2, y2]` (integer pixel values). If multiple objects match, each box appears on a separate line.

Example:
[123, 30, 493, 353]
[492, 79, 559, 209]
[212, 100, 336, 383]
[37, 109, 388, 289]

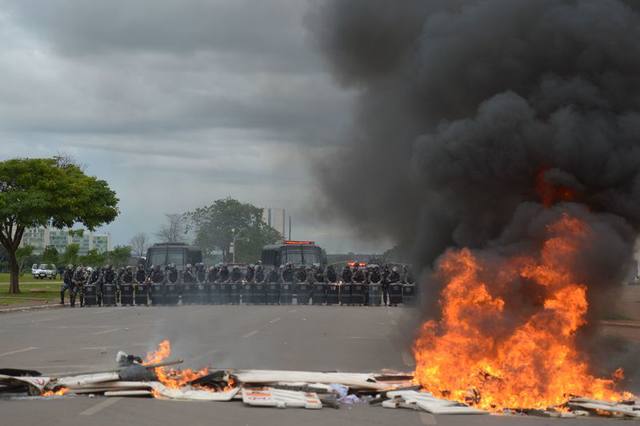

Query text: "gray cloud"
[0, 0, 384, 253]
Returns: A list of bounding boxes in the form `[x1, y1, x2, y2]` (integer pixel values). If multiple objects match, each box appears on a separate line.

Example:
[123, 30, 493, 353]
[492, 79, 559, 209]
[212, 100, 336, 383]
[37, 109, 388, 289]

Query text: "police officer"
[121, 265, 134, 284]
[218, 264, 230, 282]
[195, 263, 206, 283]
[266, 266, 280, 283]
[60, 264, 75, 305]
[207, 265, 219, 283]
[282, 263, 294, 283]
[71, 265, 87, 307]
[150, 264, 165, 283]
[369, 265, 382, 284]
[103, 264, 116, 285]
[135, 264, 147, 285]
[341, 265, 353, 283]
[183, 264, 195, 284]
[381, 265, 390, 306]
[352, 265, 366, 283]
[295, 266, 307, 283]
[314, 265, 325, 283]
[326, 265, 338, 283]
[245, 264, 255, 283]
[255, 263, 265, 283]
[387, 266, 401, 306]
[228, 265, 241, 282]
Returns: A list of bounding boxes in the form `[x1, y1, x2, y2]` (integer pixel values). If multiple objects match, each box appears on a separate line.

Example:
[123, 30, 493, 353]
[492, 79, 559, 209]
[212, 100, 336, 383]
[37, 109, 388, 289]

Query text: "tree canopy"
[185, 198, 281, 262]
[0, 158, 119, 293]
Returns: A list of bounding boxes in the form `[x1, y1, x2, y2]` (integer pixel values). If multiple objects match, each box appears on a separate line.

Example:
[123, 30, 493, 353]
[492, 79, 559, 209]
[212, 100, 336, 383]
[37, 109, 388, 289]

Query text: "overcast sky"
[0, 0, 390, 253]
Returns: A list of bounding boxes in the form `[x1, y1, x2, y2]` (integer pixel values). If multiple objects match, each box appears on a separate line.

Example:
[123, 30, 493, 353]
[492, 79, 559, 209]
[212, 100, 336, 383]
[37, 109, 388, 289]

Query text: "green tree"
[185, 198, 281, 262]
[16, 245, 35, 275]
[235, 223, 283, 263]
[107, 245, 132, 268]
[42, 246, 60, 265]
[0, 158, 119, 293]
[79, 248, 106, 267]
[60, 243, 80, 267]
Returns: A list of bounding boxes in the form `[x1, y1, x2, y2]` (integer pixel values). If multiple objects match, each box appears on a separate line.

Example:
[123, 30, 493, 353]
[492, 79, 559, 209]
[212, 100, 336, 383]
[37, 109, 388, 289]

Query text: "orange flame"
[144, 340, 234, 393]
[42, 387, 69, 397]
[535, 168, 576, 207]
[413, 213, 634, 411]
[144, 340, 209, 389]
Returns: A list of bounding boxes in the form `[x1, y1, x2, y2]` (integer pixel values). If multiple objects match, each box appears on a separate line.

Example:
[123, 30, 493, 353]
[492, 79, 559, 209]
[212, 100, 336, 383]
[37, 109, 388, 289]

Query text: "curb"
[0, 303, 63, 314]
[599, 320, 640, 329]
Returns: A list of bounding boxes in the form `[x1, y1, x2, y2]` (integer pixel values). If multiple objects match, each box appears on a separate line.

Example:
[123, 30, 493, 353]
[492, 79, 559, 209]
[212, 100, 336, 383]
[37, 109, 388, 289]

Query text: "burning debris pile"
[413, 213, 635, 411]
[1, 340, 638, 418]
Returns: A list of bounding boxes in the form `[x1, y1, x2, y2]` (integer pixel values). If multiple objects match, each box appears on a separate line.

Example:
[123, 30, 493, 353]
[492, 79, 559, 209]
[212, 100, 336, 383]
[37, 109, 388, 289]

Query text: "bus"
[261, 241, 326, 268]
[146, 243, 203, 271]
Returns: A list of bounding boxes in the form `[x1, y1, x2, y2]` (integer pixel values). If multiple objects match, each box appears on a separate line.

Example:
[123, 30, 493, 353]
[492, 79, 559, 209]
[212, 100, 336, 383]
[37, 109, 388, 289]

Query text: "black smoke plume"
[309, 0, 640, 385]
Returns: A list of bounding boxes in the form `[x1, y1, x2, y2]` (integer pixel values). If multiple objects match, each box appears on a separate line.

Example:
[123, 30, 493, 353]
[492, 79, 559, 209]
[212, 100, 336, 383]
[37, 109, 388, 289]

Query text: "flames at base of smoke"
[144, 340, 211, 392]
[413, 213, 635, 411]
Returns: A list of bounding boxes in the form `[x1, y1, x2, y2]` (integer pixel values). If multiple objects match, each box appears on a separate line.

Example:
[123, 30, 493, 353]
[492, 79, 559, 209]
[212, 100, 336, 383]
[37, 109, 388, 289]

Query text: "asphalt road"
[0, 305, 632, 426]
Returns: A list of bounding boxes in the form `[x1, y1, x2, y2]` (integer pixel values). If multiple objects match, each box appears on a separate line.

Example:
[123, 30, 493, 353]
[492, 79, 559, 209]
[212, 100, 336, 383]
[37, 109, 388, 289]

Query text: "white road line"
[401, 350, 415, 367]
[268, 317, 281, 324]
[0, 346, 37, 358]
[288, 309, 297, 313]
[79, 397, 122, 416]
[419, 413, 437, 425]
[242, 330, 259, 338]
[91, 328, 120, 335]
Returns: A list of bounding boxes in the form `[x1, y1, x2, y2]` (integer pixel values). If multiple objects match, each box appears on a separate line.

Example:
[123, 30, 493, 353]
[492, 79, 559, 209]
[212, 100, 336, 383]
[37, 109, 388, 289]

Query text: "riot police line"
[59, 262, 416, 307]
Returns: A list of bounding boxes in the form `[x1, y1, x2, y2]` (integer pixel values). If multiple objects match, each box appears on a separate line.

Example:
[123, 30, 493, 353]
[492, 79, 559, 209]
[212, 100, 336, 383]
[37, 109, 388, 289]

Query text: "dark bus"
[146, 243, 203, 271]
[261, 241, 326, 268]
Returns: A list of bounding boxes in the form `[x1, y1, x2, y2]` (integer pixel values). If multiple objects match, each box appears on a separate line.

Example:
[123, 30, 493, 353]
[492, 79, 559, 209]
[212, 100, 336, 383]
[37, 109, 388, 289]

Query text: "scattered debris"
[241, 387, 322, 409]
[1, 343, 638, 420]
[568, 397, 640, 418]
[382, 390, 487, 415]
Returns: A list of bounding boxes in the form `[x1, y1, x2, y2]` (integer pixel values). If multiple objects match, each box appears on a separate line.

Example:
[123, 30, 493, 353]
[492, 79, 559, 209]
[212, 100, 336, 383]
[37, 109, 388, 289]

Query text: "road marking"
[0, 346, 37, 358]
[92, 328, 120, 335]
[242, 330, 259, 338]
[79, 397, 122, 416]
[401, 350, 415, 367]
[268, 317, 281, 324]
[288, 309, 297, 313]
[419, 413, 437, 425]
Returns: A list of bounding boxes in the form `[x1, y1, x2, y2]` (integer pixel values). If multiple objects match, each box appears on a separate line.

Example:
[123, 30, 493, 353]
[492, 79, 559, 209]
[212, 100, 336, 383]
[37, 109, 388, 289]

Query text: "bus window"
[283, 247, 303, 265]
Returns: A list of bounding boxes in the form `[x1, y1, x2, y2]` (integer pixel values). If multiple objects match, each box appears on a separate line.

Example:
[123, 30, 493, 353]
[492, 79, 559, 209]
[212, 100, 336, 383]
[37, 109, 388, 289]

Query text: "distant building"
[20, 226, 111, 256]
[262, 207, 287, 239]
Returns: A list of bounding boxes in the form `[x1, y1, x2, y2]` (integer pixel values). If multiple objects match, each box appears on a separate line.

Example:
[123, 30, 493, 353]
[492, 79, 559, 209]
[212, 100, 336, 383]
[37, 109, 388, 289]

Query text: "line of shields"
[81, 278, 416, 307]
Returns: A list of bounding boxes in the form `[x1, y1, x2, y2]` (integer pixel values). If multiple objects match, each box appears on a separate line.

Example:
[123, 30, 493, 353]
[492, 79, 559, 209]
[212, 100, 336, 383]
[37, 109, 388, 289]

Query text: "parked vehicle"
[32, 263, 57, 280]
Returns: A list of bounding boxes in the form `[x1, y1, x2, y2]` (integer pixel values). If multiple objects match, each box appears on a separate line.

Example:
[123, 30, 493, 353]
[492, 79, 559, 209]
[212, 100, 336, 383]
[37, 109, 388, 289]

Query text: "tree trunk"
[8, 250, 20, 294]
